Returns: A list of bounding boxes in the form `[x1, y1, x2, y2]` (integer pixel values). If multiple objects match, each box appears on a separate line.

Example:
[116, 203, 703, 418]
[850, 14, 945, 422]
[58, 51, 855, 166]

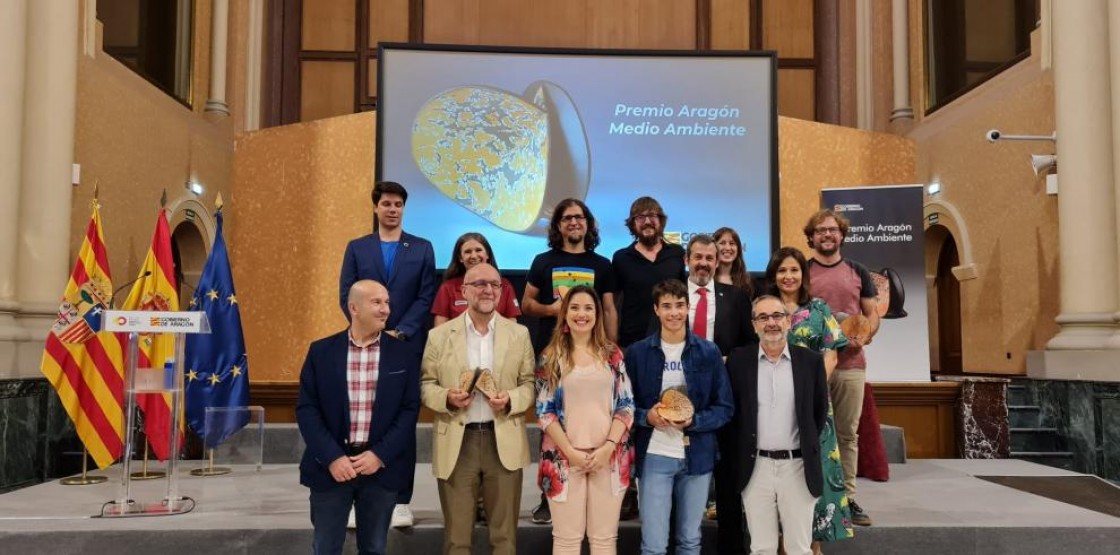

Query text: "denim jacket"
[624, 331, 733, 477]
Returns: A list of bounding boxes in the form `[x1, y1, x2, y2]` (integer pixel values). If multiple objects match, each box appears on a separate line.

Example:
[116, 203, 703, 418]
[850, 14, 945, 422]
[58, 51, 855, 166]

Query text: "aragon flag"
[120, 208, 180, 460]
[39, 201, 127, 469]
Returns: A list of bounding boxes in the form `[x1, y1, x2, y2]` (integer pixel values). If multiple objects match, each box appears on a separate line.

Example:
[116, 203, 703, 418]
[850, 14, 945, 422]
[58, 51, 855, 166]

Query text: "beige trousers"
[829, 368, 866, 496]
[547, 456, 624, 555]
[436, 427, 522, 555]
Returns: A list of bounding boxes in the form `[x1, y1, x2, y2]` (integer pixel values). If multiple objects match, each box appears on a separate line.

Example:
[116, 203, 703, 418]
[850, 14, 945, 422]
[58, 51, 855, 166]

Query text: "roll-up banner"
[821, 185, 930, 382]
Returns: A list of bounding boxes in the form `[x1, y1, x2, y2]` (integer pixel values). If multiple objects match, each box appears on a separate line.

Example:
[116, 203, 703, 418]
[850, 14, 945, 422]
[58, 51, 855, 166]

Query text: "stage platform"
[1, 459, 1118, 554]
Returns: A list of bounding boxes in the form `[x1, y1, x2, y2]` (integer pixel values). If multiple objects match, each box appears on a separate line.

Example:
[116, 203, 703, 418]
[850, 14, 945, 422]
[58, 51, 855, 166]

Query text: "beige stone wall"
[909, 50, 1058, 374]
[72, 0, 234, 287]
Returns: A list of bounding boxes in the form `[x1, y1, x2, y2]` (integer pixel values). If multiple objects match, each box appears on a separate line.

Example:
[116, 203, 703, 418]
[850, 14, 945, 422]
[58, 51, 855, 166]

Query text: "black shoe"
[531, 494, 551, 524]
[849, 499, 871, 526]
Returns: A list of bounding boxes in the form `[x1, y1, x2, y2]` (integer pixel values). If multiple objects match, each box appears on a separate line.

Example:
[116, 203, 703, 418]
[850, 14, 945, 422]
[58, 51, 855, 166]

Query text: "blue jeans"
[309, 477, 398, 555]
[638, 453, 712, 555]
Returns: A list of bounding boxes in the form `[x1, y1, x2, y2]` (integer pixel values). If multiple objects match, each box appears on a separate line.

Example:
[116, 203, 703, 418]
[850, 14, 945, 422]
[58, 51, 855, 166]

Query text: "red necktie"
[693, 286, 708, 339]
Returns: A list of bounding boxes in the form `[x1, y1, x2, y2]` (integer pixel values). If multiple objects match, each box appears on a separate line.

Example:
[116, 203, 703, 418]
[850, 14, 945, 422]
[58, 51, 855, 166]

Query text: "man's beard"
[637, 229, 661, 247]
[565, 233, 584, 246]
[691, 269, 712, 286]
[816, 244, 839, 256]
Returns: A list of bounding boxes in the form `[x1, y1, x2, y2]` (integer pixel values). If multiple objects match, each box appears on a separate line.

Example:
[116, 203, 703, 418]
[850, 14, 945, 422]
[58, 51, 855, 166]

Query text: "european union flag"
[185, 208, 250, 448]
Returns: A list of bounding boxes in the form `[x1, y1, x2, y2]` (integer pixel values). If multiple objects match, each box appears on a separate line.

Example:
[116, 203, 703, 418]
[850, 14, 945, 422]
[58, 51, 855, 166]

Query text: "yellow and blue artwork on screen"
[412, 86, 550, 232]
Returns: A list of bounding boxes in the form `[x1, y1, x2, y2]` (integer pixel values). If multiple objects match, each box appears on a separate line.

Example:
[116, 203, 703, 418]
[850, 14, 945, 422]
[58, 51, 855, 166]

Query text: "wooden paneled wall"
[287, 0, 821, 123]
[874, 382, 961, 459]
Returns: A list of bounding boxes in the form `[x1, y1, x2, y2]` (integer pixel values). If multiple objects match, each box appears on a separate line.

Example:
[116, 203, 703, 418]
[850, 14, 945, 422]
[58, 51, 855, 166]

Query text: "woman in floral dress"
[536, 285, 635, 554]
[766, 247, 854, 553]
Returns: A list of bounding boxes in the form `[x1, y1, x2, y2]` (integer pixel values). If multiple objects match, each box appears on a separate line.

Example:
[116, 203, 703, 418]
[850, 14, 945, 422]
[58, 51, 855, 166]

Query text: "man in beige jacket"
[421, 262, 536, 555]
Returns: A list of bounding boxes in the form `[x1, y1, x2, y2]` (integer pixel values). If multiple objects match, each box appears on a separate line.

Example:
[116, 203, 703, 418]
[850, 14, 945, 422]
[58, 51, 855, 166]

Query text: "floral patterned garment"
[789, 298, 854, 542]
[535, 346, 636, 502]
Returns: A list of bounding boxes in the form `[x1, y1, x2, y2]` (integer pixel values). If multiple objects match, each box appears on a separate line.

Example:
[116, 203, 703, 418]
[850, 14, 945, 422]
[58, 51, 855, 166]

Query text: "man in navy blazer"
[339, 181, 435, 526]
[339, 181, 436, 346]
[297, 279, 421, 555]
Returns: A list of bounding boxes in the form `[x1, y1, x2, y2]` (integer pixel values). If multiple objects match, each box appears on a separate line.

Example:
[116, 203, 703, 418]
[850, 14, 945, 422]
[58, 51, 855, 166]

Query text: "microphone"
[110, 271, 152, 309]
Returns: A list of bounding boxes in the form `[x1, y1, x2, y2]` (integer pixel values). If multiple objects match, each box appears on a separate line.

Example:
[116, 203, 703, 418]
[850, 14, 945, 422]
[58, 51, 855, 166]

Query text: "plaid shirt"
[347, 331, 381, 444]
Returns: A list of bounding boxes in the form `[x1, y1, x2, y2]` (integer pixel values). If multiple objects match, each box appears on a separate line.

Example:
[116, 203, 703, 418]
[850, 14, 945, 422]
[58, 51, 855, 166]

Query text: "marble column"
[1048, 0, 1118, 349]
[889, 0, 913, 122]
[205, 0, 231, 115]
[1029, 0, 1120, 381]
[14, 0, 79, 377]
[0, 0, 30, 378]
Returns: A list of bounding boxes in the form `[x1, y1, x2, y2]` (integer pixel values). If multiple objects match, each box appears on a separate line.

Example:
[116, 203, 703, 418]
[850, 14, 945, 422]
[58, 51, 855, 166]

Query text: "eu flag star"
[206, 289, 220, 301]
[226, 294, 238, 305]
[208, 373, 221, 385]
[187, 369, 199, 382]
[230, 365, 243, 378]
[189, 297, 198, 308]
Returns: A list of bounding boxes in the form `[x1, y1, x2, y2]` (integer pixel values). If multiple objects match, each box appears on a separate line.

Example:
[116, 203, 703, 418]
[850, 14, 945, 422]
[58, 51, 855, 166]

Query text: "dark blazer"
[296, 330, 421, 492]
[712, 282, 757, 356]
[723, 342, 828, 497]
[339, 232, 436, 341]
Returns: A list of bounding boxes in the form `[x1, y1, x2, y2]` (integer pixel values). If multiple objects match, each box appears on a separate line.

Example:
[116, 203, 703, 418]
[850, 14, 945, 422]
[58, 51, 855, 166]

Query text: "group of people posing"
[296, 181, 881, 555]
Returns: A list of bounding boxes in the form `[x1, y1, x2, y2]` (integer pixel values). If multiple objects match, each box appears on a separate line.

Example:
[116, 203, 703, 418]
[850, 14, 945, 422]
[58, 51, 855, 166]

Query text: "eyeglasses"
[753, 312, 788, 323]
[465, 280, 502, 290]
[634, 213, 662, 223]
[813, 226, 841, 235]
[559, 214, 587, 223]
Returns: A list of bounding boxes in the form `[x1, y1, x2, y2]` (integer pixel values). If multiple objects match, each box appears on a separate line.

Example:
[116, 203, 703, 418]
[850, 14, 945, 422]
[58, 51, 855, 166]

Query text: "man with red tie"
[684, 234, 754, 357]
[685, 234, 756, 555]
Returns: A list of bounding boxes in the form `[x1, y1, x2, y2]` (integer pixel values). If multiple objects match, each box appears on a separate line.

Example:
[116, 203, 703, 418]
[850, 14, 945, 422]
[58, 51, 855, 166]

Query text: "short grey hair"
[751, 294, 785, 317]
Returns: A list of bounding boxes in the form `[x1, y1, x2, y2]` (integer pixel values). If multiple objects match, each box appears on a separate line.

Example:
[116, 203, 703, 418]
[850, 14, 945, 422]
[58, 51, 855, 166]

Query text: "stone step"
[1006, 384, 1031, 406]
[1009, 428, 1061, 452]
[1011, 451, 1076, 471]
[220, 422, 909, 465]
[1007, 405, 1042, 428]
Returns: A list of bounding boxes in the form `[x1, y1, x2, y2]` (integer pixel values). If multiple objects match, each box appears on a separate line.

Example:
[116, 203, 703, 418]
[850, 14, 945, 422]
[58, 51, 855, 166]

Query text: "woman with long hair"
[766, 246, 853, 553]
[536, 285, 635, 554]
[714, 227, 755, 298]
[431, 232, 521, 327]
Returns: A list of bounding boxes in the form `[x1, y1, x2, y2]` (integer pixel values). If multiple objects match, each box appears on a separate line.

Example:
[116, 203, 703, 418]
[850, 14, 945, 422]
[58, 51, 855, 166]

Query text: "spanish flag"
[120, 208, 180, 460]
[40, 202, 126, 469]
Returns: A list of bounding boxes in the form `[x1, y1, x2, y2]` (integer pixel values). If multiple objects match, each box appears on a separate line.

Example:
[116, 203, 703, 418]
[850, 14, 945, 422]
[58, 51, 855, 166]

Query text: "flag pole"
[60, 448, 108, 485]
[190, 448, 231, 476]
[130, 439, 166, 480]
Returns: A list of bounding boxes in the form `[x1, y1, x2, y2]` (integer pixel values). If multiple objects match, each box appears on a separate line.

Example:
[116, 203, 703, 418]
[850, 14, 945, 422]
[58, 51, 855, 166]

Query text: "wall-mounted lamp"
[1030, 154, 1057, 176]
[927, 182, 941, 196]
[186, 180, 204, 196]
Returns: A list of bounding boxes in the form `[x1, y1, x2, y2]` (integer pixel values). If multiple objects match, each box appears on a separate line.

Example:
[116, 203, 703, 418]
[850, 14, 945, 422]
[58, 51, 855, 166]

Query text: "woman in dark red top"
[431, 232, 521, 326]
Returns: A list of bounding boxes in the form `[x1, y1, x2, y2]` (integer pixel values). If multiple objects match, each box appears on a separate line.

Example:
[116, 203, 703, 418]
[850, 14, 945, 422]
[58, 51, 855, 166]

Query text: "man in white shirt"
[420, 263, 536, 555]
[724, 296, 828, 555]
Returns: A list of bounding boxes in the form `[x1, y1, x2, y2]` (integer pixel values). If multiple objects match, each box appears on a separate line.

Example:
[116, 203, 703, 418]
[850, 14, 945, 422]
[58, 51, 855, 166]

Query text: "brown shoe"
[849, 499, 871, 526]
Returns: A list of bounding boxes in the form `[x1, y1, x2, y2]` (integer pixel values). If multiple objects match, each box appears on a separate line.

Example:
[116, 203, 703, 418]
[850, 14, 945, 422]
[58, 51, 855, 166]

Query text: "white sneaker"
[390, 504, 414, 528]
[347, 506, 357, 529]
